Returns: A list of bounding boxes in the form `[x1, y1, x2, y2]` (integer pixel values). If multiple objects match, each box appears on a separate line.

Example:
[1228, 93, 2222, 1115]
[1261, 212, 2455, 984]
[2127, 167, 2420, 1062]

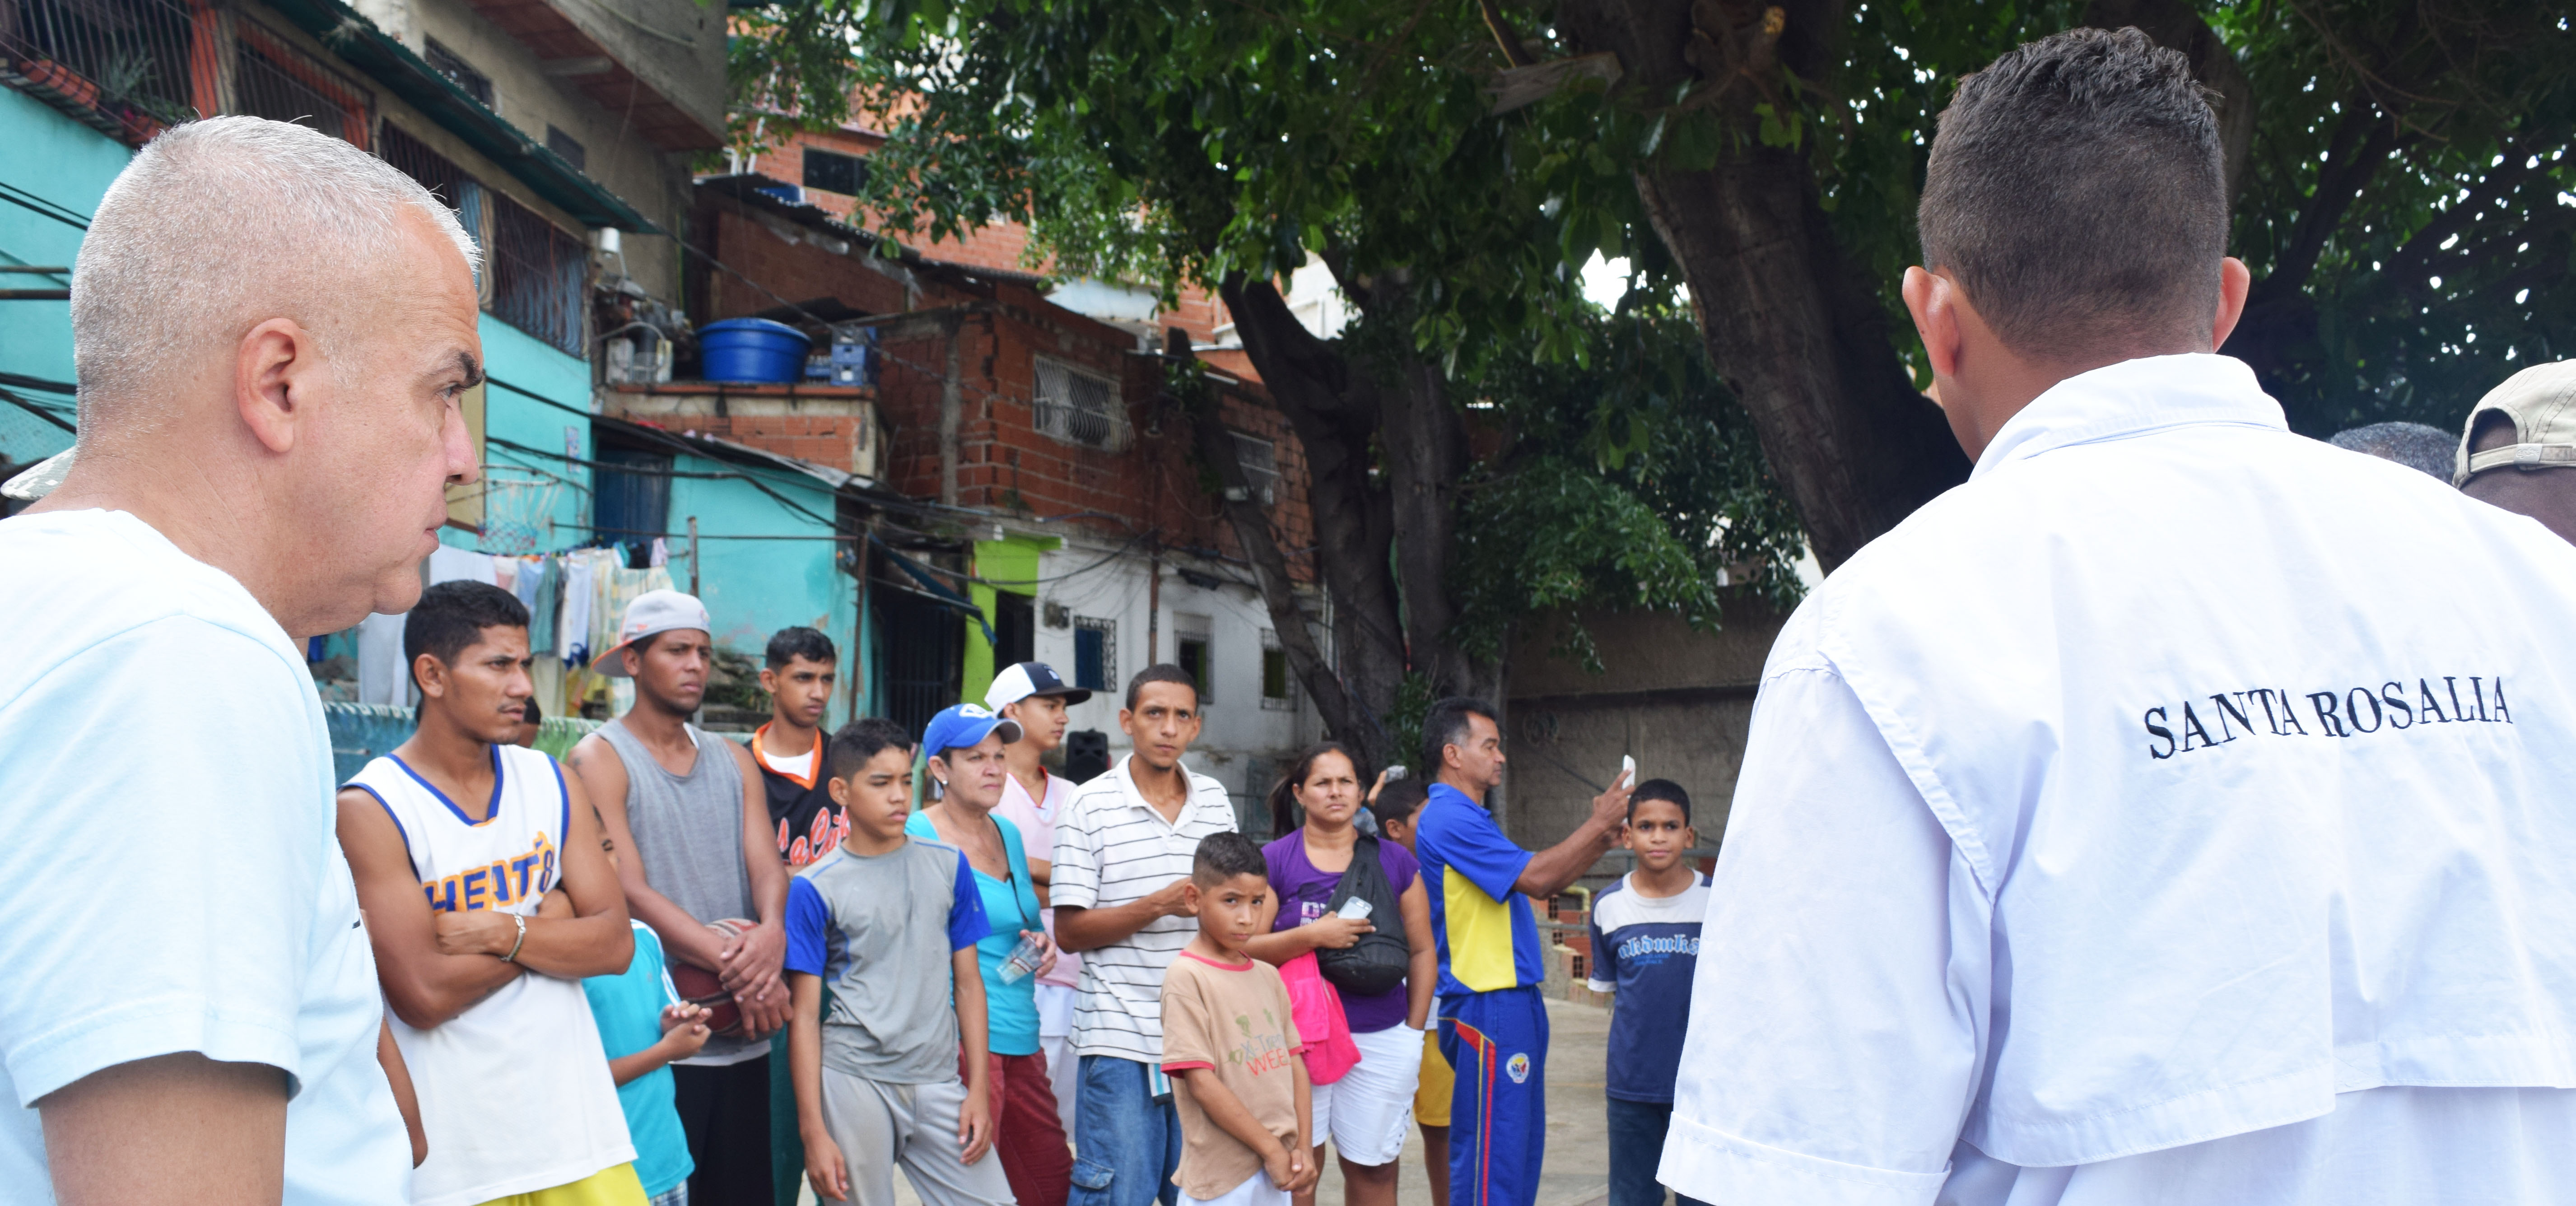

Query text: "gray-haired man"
[0, 116, 481, 1204]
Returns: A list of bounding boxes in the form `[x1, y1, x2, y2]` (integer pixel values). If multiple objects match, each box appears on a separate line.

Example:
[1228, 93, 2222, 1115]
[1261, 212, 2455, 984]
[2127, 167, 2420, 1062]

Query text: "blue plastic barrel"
[700, 318, 812, 383]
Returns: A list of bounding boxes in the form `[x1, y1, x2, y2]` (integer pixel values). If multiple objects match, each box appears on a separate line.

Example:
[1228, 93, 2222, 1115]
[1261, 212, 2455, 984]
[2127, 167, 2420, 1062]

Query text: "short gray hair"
[2329, 421, 2455, 481]
[70, 117, 480, 444]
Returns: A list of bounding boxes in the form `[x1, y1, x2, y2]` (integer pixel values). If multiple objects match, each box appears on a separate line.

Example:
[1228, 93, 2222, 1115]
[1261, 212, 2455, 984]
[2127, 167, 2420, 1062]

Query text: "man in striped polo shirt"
[1053, 664, 1241, 1206]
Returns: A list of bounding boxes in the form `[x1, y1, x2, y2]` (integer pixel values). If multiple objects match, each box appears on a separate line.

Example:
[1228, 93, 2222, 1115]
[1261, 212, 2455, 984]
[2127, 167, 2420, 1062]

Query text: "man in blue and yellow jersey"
[1414, 698, 1632, 1206]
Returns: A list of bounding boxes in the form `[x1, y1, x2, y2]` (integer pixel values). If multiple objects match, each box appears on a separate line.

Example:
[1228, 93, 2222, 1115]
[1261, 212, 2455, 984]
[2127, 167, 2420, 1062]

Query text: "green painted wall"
[963, 534, 1059, 703]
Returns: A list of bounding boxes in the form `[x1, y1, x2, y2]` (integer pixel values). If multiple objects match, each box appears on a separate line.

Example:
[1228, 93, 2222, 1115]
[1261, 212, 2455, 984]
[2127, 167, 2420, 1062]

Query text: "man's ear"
[623, 646, 644, 678]
[827, 777, 849, 806]
[1180, 881, 1202, 912]
[2210, 257, 2252, 351]
[412, 653, 445, 699]
[758, 667, 780, 695]
[236, 317, 322, 455]
[1902, 267, 1964, 382]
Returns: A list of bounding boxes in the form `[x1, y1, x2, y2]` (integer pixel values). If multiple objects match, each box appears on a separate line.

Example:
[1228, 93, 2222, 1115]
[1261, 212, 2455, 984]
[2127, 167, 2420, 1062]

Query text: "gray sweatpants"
[820, 1069, 1018, 1206]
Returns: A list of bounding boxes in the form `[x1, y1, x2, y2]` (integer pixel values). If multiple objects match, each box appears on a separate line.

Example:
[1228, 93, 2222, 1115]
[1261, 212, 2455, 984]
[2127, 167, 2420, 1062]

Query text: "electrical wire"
[0, 181, 90, 232]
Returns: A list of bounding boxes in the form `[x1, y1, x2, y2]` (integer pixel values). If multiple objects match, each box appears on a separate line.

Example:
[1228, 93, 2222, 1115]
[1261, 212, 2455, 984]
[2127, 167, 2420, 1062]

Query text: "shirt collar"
[1972, 354, 2286, 481]
[1113, 753, 1215, 815]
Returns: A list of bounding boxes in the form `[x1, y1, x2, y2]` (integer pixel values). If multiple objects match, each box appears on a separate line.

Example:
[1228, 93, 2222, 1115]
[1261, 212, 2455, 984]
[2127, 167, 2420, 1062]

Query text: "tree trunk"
[1216, 275, 1409, 771]
[1560, 0, 1970, 569]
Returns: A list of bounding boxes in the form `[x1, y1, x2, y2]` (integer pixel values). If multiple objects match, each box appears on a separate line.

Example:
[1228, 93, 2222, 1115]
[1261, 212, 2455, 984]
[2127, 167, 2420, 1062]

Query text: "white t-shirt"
[1663, 356, 2576, 1206]
[0, 508, 410, 1204]
[1048, 755, 1238, 1062]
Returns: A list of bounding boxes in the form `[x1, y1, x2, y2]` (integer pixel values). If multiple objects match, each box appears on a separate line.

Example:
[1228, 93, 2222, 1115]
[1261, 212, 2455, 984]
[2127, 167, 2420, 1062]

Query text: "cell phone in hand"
[1621, 754, 1637, 785]
[1384, 764, 1408, 782]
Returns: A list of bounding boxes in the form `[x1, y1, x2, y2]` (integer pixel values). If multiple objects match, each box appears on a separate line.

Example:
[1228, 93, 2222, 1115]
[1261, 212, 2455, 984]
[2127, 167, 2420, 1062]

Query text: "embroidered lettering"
[2141, 674, 2514, 760]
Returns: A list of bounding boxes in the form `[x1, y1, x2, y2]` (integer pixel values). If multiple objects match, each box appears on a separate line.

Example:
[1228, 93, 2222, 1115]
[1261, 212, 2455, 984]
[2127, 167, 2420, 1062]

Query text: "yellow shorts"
[1414, 1024, 1453, 1127]
[475, 1162, 648, 1206]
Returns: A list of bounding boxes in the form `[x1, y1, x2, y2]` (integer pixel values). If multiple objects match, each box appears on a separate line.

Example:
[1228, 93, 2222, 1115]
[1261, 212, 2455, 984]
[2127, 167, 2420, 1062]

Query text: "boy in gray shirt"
[787, 717, 1009, 1206]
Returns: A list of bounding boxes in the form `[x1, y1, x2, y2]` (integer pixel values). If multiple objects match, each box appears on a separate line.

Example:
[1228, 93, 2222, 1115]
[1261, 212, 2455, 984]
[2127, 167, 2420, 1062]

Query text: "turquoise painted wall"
[443, 314, 595, 554]
[668, 454, 861, 730]
[0, 88, 130, 467]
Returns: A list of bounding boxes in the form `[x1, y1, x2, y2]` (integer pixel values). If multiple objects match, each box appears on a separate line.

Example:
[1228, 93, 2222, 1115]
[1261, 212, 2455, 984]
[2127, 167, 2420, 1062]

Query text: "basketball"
[668, 918, 756, 1036]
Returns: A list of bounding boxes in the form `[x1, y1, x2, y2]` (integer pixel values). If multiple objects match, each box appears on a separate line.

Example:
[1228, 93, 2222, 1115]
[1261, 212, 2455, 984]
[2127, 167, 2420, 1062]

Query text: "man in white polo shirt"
[1664, 28, 2576, 1206]
[1052, 665, 1239, 1206]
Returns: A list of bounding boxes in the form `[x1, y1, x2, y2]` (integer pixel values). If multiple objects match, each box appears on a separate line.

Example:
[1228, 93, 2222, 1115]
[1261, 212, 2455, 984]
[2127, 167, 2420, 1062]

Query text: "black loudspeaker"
[1062, 729, 1110, 784]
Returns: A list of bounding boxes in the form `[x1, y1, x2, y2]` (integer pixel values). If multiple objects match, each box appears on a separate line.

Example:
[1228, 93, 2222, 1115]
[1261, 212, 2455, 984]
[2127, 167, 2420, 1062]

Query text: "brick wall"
[689, 190, 1315, 583]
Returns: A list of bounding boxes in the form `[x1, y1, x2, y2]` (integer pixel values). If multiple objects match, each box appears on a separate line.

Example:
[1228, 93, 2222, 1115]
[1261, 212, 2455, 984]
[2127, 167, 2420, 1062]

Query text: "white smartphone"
[1621, 754, 1638, 785]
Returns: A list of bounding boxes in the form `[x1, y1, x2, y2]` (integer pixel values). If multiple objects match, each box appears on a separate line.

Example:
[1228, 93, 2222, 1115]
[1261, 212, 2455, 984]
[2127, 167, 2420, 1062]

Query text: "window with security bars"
[231, 22, 370, 148]
[380, 122, 588, 357]
[1261, 630, 1295, 710]
[1229, 431, 1278, 506]
[1033, 357, 1128, 452]
[1073, 617, 1115, 692]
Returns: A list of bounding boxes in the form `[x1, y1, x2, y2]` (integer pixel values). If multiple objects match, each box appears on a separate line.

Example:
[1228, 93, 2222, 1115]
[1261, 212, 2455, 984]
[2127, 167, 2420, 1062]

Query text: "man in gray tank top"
[568, 590, 789, 1206]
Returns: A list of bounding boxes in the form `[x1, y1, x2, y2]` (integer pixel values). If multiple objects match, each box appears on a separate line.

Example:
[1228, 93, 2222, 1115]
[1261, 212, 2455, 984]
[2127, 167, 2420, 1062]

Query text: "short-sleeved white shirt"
[1048, 755, 1237, 1062]
[1663, 356, 2576, 1206]
[0, 509, 410, 1204]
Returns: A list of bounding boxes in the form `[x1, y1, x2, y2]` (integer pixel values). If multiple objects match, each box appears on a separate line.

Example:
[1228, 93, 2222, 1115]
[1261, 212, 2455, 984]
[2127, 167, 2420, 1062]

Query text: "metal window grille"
[0, 0, 205, 144]
[381, 121, 587, 356]
[230, 19, 368, 148]
[1260, 630, 1295, 711]
[1072, 617, 1115, 692]
[1033, 357, 1128, 452]
[489, 193, 586, 355]
[1229, 431, 1277, 506]
[421, 37, 489, 107]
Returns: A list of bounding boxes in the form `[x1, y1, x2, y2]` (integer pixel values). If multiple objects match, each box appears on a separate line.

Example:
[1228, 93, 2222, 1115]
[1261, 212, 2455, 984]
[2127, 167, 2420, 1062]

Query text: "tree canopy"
[727, 0, 2576, 760]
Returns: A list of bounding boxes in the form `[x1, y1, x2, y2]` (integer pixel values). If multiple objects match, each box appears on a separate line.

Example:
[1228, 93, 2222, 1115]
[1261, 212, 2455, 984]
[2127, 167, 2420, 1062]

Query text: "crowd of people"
[321, 563, 1706, 1206]
[13, 22, 2576, 1206]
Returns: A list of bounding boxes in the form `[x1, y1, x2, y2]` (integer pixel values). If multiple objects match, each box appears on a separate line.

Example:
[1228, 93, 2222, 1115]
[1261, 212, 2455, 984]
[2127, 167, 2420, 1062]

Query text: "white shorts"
[1311, 1023, 1425, 1166]
[1186, 1170, 1292, 1206]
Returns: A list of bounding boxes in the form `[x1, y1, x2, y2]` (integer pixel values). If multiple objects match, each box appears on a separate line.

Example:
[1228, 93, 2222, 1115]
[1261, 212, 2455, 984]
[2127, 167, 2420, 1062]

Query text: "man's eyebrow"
[454, 351, 485, 388]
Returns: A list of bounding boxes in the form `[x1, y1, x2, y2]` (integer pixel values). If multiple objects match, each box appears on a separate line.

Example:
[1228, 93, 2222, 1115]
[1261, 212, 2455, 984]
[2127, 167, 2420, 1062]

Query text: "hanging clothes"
[558, 551, 597, 667]
[524, 557, 559, 656]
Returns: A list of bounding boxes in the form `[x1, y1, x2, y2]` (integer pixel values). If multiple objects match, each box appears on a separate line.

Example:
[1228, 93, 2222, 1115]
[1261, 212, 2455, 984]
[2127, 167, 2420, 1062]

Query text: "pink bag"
[1278, 952, 1362, 1085]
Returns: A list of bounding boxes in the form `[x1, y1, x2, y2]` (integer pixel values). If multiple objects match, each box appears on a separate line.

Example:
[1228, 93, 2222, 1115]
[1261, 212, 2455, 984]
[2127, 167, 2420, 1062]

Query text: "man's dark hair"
[2329, 421, 2455, 481]
[403, 580, 530, 688]
[1369, 778, 1431, 834]
[1629, 778, 1692, 824]
[1125, 663, 1200, 712]
[1193, 831, 1268, 885]
[1421, 697, 1497, 773]
[1918, 27, 2227, 363]
[828, 717, 916, 781]
[765, 626, 837, 669]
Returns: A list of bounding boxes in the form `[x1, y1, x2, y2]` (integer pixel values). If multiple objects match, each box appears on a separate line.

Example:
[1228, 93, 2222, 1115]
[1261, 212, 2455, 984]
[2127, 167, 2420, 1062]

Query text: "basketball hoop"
[477, 466, 565, 554]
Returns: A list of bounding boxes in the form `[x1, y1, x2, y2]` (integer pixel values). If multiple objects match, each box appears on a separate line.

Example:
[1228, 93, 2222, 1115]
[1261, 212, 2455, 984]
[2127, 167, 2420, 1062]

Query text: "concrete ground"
[823, 997, 1614, 1206]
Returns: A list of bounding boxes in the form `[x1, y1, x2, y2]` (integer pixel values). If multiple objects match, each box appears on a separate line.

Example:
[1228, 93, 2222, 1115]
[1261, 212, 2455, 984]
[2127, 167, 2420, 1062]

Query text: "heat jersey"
[346, 745, 635, 1206]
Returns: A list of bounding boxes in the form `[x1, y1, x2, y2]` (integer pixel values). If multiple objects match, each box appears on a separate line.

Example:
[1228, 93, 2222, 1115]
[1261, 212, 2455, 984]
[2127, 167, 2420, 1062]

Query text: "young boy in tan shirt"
[1160, 833, 1318, 1206]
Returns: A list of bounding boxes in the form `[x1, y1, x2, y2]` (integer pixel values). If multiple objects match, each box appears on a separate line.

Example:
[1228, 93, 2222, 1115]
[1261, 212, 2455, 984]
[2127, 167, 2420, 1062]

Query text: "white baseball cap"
[592, 589, 712, 677]
[984, 661, 1093, 710]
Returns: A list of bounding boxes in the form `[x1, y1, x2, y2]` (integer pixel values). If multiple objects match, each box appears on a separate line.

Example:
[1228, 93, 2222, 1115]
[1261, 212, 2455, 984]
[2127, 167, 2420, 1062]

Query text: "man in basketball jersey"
[755, 626, 844, 869]
[567, 591, 791, 1206]
[337, 580, 645, 1206]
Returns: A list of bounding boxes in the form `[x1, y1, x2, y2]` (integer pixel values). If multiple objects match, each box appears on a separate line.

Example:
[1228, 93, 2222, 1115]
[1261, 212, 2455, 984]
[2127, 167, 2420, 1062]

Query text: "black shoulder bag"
[1317, 835, 1411, 997]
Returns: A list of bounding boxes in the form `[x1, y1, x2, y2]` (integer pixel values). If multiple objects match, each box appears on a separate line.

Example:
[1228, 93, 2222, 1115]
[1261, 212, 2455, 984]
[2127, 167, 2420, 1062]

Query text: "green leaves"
[1451, 311, 1806, 671]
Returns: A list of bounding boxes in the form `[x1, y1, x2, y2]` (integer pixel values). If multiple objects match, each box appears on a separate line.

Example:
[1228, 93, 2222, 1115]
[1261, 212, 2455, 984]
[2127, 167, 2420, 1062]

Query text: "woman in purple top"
[1246, 743, 1435, 1206]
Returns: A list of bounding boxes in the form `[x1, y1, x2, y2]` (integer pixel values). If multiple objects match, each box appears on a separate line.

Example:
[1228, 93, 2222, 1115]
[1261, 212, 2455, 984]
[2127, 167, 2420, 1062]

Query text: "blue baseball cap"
[922, 703, 1023, 759]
